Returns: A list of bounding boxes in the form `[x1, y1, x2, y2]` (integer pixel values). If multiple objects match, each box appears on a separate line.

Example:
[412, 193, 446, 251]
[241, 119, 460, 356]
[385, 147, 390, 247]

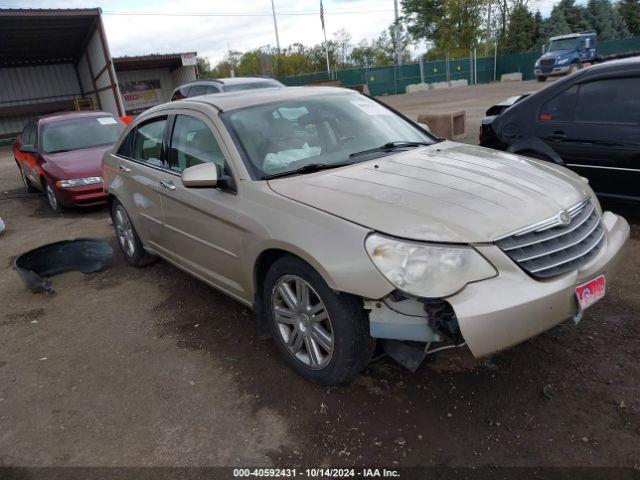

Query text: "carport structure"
[0, 8, 124, 139]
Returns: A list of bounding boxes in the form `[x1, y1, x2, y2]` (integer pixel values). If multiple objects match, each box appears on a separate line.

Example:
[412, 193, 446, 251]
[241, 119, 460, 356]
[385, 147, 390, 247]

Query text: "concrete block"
[429, 81, 450, 90]
[500, 72, 523, 82]
[449, 79, 468, 88]
[417, 111, 466, 140]
[405, 82, 429, 94]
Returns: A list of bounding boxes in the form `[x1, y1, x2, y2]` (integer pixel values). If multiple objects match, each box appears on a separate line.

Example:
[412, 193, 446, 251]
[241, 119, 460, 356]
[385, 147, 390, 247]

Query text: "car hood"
[42, 144, 112, 179]
[267, 142, 592, 243]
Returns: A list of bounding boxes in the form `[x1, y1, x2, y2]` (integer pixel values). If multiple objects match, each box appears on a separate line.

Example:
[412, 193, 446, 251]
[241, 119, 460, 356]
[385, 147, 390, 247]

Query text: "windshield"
[224, 94, 435, 179]
[548, 38, 577, 52]
[223, 81, 283, 92]
[42, 116, 124, 153]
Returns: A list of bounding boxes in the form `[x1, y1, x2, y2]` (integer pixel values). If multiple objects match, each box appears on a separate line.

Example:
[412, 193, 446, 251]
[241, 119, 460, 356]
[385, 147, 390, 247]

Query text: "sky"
[1, 0, 563, 64]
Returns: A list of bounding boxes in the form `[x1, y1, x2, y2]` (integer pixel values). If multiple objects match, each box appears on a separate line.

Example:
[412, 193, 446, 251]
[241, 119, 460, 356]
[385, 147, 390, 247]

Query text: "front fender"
[508, 137, 565, 164]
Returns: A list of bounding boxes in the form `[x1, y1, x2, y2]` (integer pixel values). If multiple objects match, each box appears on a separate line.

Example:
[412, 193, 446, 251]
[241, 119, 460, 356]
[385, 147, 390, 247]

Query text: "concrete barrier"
[449, 79, 468, 88]
[429, 81, 450, 90]
[500, 72, 523, 82]
[405, 83, 430, 94]
[417, 111, 466, 140]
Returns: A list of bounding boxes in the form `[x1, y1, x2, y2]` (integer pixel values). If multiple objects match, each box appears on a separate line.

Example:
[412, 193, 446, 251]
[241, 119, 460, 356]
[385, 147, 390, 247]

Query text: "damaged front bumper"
[366, 211, 629, 359]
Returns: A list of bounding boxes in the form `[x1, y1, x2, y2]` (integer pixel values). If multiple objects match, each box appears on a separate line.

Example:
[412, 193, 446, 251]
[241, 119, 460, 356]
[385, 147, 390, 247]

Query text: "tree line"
[197, 0, 640, 78]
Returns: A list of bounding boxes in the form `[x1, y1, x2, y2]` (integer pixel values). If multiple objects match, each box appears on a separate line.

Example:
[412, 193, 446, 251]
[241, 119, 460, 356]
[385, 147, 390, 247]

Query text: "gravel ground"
[0, 81, 639, 470]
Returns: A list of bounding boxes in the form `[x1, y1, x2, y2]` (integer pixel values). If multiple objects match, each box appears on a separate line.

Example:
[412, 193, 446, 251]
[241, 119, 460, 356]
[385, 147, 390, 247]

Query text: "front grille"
[496, 201, 605, 279]
[540, 58, 556, 66]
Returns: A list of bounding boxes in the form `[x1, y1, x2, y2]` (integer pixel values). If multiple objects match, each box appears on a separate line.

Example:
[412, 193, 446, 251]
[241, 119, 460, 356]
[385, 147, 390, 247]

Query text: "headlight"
[557, 57, 570, 65]
[535, 60, 540, 67]
[56, 177, 102, 188]
[365, 233, 497, 298]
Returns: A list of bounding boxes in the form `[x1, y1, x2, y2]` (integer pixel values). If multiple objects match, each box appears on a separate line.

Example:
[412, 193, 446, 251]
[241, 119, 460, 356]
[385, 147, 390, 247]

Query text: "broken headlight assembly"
[365, 233, 497, 298]
[56, 176, 102, 188]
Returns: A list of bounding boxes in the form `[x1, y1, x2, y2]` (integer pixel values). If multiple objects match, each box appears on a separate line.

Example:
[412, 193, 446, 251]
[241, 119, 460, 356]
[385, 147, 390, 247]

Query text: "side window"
[117, 130, 134, 157]
[171, 89, 185, 101]
[168, 115, 229, 175]
[205, 85, 219, 94]
[539, 85, 578, 122]
[574, 77, 640, 124]
[188, 85, 207, 97]
[132, 117, 167, 167]
[21, 122, 37, 146]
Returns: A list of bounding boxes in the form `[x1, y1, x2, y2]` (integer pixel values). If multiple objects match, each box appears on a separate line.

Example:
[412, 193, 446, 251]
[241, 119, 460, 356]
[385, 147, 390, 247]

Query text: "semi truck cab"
[534, 31, 597, 81]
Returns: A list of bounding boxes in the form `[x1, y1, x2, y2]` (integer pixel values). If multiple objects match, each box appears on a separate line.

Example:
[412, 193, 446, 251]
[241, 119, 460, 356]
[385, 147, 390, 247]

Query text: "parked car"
[480, 57, 640, 202]
[103, 87, 629, 385]
[13, 111, 124, 211]
[170, 77, 284, 100]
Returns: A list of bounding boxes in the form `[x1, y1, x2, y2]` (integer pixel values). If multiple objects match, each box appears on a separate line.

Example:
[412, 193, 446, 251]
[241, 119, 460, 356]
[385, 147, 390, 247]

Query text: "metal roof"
[113, 53, 197, 72]
[0, 8, 101, 67]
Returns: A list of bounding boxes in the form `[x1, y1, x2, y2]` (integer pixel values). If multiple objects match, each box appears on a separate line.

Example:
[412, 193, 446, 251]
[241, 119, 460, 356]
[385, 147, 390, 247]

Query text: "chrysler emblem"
[558, 211, 571, 226]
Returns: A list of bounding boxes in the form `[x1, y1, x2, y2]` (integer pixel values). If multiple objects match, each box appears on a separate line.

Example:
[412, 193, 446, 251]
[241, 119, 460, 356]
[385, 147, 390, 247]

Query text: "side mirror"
[181, 162, 219, 188]
[541, 45, 546, 54]
[19, 144, 37, 154]
[418, 122, 432, 133]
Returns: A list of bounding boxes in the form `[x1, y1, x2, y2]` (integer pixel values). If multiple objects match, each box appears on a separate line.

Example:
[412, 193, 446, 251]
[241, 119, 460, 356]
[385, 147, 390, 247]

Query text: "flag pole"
[320, 0, 331, 78]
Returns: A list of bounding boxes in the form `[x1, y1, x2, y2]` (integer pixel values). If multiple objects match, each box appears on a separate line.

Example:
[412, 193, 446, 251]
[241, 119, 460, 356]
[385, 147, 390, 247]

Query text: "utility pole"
[271, 0, 281, 54]
[486, 0, 492, 56]
[393, 0, 402, 66]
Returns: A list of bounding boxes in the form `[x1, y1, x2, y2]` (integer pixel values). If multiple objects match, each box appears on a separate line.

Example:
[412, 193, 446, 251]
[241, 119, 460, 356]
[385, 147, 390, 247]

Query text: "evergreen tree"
[533, 10, 546, 49]
[542, 5, 572, 38]
[586, 0, 630, 40]
[618, 0, 640, 35]
[557, 0, 591, 31]
[502, 4, 537, 53]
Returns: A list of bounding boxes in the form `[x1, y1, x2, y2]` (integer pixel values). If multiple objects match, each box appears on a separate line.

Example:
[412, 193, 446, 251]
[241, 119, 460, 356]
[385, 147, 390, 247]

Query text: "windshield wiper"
[263, 162, 351, 179]
[349, 141, 431, 159]
[46, 149, 72, 154]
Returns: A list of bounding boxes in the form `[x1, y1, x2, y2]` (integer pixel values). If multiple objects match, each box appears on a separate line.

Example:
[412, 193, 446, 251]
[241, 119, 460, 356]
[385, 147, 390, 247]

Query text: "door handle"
[548, 131, 566, 141]
[119, 165, 131, 173]
[159, 180, 176, 191]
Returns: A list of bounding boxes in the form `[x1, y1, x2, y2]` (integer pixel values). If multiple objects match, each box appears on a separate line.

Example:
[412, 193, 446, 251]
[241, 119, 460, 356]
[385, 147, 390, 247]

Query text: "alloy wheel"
[271, 274, 334, 370]
[46, 184, 59, 211]
[113, 205, 136, 258]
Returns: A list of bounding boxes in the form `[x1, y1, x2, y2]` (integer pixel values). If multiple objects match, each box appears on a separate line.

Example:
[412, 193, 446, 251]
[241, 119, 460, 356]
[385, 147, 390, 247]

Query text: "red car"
[13, 111, 124, 212]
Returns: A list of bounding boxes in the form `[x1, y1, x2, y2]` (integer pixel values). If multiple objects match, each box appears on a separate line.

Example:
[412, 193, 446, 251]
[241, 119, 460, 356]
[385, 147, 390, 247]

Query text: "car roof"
[177, 77, 282, 89]
[36, 110, 115, 125]
[550, 32, 595, 41]
[165, 86, 359, 112]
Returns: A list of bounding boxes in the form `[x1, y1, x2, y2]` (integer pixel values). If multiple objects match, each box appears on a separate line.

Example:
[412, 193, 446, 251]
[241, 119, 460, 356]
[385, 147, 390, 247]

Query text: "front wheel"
[569, 62, 581, 74]
[45, 182, 62, 212]
[264, 256, 374, 385]
[536, 76, 547, 82]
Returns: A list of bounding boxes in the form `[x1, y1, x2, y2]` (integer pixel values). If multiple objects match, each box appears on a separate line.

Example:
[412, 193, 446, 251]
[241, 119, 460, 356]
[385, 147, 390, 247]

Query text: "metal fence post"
[419, 57, 425, 84]
[494, 43, 498, 82]
[446, 53, 450, 83]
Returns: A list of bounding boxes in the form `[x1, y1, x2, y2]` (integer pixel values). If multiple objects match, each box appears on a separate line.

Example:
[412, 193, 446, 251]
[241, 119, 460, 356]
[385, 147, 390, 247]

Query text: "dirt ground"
[1, 82, 639, 470]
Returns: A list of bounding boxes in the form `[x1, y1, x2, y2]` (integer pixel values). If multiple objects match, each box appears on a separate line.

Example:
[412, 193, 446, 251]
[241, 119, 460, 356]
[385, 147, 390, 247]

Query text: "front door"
[535, 77, 640, 200]
[157, 112, 246, 300]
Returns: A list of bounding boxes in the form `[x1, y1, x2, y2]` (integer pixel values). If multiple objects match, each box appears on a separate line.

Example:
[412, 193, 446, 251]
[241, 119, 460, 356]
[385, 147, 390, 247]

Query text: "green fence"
[279, 35, 640, 95]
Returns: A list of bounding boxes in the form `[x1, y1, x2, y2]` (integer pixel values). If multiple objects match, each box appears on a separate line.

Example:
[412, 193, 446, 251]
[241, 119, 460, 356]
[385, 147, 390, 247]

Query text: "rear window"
[223, 81, 282, 92]
[41, 116, 124, 154]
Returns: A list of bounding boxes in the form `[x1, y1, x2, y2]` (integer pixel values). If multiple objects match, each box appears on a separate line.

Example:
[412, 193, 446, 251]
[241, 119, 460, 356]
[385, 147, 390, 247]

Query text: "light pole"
[271, 0, 281, 54]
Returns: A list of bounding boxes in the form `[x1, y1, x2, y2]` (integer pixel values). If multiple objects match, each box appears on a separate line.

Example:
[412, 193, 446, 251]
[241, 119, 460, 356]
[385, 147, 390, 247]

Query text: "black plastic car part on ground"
[479, 57, 640, 202]
[13, 238, 113, 294]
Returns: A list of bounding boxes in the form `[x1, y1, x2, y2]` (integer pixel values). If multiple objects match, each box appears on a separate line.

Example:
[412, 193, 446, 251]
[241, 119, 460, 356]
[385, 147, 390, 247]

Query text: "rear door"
[535, 76, 640, 199]
[158, 111, 246, 299]
[17, 121, 40, 185]
[113, 116, 175, 256]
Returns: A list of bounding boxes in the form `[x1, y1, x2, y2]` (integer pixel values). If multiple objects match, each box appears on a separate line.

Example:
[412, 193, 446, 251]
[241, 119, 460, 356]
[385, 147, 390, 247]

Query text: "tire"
[569, 62, 581, 74]
[263, 255, 375, 385]
[44, 181, 63, 213]
[111, 199, 157, 267]
[536, 76, 547, 82]
[16, 161, 37, 193]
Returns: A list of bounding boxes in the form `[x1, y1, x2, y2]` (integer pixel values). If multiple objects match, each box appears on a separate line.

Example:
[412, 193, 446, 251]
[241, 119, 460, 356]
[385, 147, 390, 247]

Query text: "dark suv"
[171, 77, 284, 100]
[480, 57, 640, 201]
